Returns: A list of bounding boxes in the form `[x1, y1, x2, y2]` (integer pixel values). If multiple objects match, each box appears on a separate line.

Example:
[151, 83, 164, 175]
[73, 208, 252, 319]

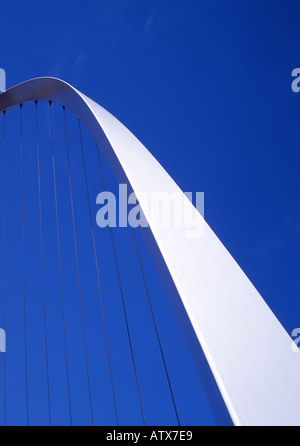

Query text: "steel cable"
[49, 102, 72, 425]
[35, 101, 52, 426]
[62, 107, 94, 426]
[78, 121, 119, 426]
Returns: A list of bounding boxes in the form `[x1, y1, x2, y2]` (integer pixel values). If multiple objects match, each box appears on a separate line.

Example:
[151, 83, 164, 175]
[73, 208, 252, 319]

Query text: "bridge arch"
[1, 77, 300, 426]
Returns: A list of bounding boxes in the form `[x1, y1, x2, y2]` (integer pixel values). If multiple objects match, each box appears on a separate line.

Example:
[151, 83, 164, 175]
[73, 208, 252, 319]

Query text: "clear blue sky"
[0, 0, 300, 426]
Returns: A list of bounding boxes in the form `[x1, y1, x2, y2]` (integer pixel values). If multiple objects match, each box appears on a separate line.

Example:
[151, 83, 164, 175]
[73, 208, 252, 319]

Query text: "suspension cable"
[49, 102, 72, 425]
[1, 103, 180, 426]
[130, 227, 180, 425]
[2, 111, 6, 427]
[62, 107, 94, 426]
[104, 159, 181, 425]
[20, 104, 29, 425]
[95, 145, 180, 424]
[96, 144, 180, 424]
[95, 143, 146, 425]
[78, 121, 119, 426]
[35, 101, 51, 426]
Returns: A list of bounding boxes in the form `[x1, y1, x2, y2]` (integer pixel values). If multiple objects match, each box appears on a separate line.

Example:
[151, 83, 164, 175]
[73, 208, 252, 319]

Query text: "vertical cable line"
[95, 144, 146, 425]
[129, 205, 180, 426]
[20, 104, 29, 425]
[62, 107, 94, 426]
[49, 102, 72, 425]
[2, 111, 6, 426]
[35, 101, 51, 426]
[78, 121, 119, 426]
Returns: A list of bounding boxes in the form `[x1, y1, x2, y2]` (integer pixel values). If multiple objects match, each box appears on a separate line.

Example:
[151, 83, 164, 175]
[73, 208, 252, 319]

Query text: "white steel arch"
[0, 77, 300, 426]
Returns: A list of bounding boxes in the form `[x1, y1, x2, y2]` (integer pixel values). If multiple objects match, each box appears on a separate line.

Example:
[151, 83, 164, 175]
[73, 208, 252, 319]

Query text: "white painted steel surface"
[1, 78, 299, 426]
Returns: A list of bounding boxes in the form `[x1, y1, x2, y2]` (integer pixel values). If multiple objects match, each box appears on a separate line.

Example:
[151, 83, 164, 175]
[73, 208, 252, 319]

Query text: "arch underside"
[1, 78, 300, 426]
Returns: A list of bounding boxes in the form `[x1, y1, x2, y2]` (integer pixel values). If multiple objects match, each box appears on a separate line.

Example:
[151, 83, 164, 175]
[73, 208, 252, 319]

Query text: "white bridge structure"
[0, 77, 299, 426]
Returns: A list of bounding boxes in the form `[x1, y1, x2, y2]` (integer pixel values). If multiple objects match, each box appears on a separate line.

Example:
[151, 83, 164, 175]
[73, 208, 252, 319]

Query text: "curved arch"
[1, 78, 300, 426]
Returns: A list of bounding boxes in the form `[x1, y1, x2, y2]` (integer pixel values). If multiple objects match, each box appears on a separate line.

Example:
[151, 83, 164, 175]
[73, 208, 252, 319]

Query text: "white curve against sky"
[0, 77, 300, 426]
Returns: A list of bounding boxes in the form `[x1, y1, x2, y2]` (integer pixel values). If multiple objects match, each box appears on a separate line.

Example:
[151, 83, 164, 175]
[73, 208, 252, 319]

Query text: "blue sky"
[0, 0, 300, 426]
